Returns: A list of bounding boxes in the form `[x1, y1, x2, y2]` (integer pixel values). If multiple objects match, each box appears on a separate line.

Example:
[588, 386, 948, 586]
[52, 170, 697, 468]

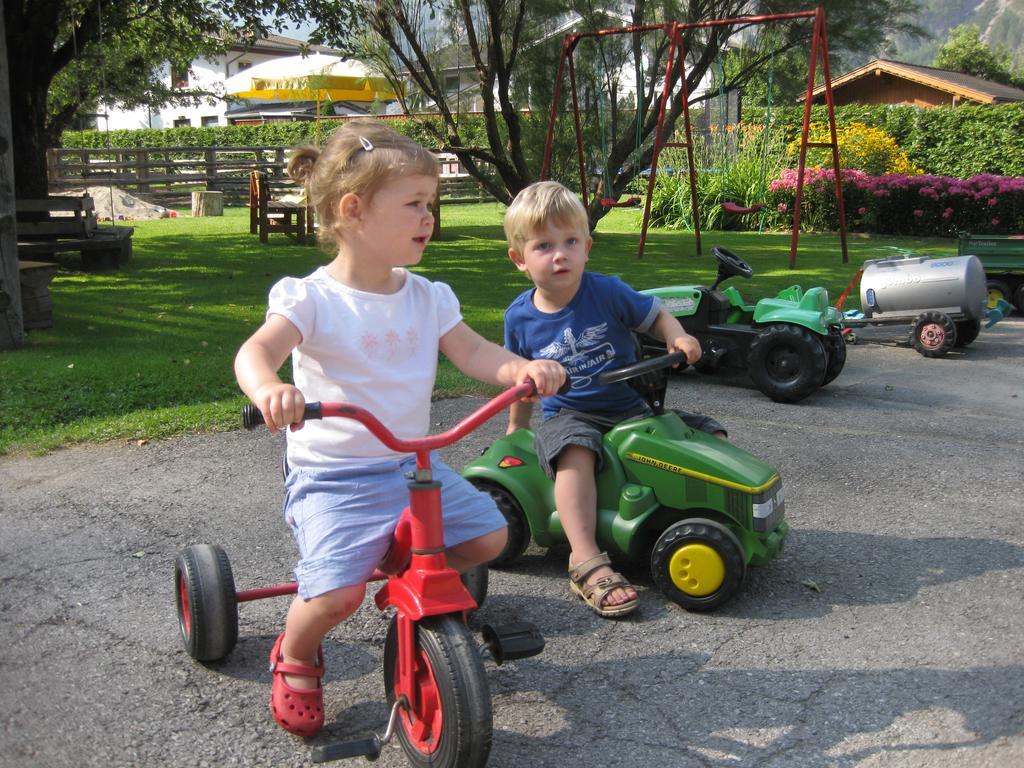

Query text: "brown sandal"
[568, 552, 638, 618]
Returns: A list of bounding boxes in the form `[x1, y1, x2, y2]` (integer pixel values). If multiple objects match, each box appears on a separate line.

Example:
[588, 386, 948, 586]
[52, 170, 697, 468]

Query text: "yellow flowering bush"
[789, 122, 921, 176]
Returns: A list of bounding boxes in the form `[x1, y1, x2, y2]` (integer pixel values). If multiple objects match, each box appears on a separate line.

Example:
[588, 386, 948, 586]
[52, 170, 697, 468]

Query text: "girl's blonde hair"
[503, 180, 590, 254]
[287, 119, 438, 249]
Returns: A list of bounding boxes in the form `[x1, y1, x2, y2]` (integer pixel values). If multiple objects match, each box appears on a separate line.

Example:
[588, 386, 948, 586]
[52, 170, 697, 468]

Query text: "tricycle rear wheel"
[650, 519, 746, 612]
[175, 544, 238, 662]
[384, 615, 492, 768]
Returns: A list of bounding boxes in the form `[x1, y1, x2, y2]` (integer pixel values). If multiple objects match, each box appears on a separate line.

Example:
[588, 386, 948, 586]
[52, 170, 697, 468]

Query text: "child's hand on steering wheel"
[667, 333, 703, 366]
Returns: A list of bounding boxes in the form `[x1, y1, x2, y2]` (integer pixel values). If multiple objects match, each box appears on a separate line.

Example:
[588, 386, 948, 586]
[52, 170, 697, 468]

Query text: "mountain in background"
[887, 0, 1024, 68]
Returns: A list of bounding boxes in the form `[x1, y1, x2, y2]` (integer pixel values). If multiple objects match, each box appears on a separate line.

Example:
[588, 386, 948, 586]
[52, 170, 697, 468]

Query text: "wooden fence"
[47, 146, 495, 206]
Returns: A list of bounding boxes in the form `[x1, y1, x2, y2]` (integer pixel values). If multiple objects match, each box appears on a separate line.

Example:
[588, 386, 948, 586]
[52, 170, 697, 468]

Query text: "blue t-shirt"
[504, 272, 661, 419]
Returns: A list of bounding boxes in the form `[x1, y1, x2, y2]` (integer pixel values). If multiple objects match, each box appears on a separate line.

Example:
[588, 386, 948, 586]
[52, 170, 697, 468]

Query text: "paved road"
[3, 318, 1023, 768]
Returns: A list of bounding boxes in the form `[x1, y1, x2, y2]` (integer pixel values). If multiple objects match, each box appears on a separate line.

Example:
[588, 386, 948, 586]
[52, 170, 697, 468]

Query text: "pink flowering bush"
[765, 169, 1024, 236]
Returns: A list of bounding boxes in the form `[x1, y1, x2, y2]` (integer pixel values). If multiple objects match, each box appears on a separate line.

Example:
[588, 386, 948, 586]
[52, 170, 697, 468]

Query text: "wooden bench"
[16, 196, 134, 270]
[249, 171, 314, 244]
[17, 260, 59, 330]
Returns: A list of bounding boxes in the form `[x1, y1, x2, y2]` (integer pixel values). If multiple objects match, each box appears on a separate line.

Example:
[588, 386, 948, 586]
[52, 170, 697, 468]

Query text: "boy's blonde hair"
[287, 119, 438, 249]
[503, 181, 590, 253]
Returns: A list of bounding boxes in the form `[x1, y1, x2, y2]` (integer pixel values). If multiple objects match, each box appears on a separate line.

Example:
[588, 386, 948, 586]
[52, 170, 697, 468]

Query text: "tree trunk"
[8, 70, 51, 199]
[0, 3, 24, 348]
[191, 191, 224, 217]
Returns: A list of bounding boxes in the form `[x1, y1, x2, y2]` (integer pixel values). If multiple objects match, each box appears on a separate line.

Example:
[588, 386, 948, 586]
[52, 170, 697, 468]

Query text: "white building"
[100, 34, 349, 130]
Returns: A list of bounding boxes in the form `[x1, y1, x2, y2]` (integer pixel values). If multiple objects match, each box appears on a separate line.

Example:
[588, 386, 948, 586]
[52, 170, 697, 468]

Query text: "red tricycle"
[174, 383, 546, 766]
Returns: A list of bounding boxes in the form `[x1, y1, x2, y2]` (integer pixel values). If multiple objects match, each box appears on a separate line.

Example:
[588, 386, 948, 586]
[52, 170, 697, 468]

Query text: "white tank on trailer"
[859, 254, 986, 321]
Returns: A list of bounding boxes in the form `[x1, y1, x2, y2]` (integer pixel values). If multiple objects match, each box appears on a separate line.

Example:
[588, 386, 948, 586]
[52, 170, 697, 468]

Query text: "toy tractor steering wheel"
[712, 246, 754, 280]
[598, 351, 688, 386]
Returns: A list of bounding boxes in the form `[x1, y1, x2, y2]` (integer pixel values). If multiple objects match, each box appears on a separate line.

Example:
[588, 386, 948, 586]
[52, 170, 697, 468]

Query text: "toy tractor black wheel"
[468, 480, 530, 567]
[747, 324, 827, 403]
[954, 319, 981, 347]
[175, 544, 238, 662]
[910, 311, 957, 357]
[821, 327, 847, 385]
[1013, 283, 1024, 314]
[651, 518, 746, 612]
[459, 565, 489, 609]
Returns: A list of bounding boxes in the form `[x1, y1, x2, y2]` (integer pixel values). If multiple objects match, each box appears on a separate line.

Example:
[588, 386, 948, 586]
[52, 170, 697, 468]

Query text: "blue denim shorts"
[283, 453, 505, 599]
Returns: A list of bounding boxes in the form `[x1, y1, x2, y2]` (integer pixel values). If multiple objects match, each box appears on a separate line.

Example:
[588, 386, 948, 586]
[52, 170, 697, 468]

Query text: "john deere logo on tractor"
[625, 451, 689, 476]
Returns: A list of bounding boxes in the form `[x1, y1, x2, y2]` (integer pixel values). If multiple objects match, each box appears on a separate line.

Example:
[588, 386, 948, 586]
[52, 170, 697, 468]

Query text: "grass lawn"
[0, 204, 958, 455]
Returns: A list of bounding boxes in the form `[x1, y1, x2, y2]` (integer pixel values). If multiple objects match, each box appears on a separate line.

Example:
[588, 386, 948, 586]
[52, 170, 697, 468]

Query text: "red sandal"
[268, 632, 325, 737]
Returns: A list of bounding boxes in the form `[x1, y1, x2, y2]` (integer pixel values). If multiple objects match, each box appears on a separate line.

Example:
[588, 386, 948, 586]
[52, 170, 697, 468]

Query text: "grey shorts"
[534, 407, 726, 480]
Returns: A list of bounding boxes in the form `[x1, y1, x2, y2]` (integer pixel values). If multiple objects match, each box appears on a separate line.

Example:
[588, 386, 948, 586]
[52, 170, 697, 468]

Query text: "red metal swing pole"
[565, 40, 590, 209]
[541, 36, 572, 180]
[638, 22, 682, 259]
[816, 8, 849, 265]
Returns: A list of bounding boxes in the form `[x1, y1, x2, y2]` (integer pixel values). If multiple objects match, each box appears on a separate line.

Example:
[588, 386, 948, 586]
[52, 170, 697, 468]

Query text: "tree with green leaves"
[312, 1, 920, 225]
[932, 24, 1022, 88]
[3, 1, 361, 199]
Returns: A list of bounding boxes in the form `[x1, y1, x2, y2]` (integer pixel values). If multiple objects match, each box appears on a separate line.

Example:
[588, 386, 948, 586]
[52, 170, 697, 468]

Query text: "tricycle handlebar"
[242, 381, 537, 453]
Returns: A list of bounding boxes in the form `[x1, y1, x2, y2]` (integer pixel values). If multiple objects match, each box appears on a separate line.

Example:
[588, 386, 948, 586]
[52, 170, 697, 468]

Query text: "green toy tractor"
[642, 247, 846, 403]
[463, 350, 788, 612]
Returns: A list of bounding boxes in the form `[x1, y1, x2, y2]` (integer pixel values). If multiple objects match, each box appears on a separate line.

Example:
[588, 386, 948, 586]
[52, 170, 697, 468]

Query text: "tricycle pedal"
[480, 622, 545, 665]
[311, 735, 381, 763]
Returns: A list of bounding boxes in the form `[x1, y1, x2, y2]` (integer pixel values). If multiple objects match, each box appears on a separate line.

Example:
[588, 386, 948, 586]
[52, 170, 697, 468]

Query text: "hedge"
[60, 114, 495, 154]
[745, 103, 1024, 178]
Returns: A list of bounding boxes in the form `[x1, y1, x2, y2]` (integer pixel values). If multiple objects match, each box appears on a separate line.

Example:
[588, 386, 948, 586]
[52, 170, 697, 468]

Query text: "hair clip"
[359, 136, 374, 152]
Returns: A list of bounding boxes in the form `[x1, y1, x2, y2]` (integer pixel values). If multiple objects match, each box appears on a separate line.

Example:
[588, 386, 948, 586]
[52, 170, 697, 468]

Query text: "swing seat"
[601, 196, 641, 209]
[721, 201, 768, 215]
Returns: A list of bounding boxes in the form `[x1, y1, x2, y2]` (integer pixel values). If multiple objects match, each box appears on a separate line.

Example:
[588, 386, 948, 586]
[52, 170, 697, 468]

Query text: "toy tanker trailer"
[843, 253, 1007, 357]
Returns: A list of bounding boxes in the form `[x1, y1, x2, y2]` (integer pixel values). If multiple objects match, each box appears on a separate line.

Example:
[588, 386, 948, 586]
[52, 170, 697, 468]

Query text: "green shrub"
[746, 103, 1024, 178]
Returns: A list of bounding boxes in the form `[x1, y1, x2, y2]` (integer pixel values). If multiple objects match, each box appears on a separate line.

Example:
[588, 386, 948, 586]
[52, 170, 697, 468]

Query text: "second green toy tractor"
[642, 246, 846, 403]
[463, 350, 789, 612]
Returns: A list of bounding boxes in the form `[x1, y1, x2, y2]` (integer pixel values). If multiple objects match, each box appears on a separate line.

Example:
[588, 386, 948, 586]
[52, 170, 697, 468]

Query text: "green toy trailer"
[957, 233, 1024, 313]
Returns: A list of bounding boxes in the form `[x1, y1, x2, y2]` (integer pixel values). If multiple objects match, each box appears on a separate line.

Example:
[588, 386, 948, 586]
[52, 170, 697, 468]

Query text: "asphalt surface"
[2, 317, 1023, 768]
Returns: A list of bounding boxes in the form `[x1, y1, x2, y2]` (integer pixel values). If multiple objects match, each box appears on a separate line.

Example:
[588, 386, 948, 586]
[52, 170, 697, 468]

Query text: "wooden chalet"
[811, 58, 1024, 108]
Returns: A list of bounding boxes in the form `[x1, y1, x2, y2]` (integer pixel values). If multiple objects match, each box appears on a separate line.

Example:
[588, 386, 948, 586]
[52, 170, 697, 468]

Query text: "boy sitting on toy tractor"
[499, 181, 726, 616]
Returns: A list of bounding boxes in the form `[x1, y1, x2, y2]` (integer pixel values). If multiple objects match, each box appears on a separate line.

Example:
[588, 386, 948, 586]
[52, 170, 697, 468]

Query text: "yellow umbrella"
[223, 53, 397, 140]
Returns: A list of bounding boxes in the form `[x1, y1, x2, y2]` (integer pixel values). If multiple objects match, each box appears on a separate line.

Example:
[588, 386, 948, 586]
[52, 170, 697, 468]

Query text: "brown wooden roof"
[812, 58, 1024, 104]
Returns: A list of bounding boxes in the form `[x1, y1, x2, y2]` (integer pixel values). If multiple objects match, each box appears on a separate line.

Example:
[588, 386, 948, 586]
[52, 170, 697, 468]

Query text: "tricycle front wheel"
[175, 544, 238, 662]
[650, 519, 746, 612]
[383, 614, 492, 768]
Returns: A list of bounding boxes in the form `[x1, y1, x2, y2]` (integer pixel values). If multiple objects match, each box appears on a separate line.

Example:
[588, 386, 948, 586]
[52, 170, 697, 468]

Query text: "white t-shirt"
[267, 267, 462, 467]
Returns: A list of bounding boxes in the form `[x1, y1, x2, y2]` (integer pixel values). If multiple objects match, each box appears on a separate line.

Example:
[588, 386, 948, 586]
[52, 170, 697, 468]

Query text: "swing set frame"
[540, 6, 848, 267]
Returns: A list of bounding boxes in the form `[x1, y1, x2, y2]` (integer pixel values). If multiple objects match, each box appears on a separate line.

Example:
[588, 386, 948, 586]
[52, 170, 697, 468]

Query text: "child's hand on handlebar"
[519, 359, 567, 399]
[252, 382, 307, 433]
